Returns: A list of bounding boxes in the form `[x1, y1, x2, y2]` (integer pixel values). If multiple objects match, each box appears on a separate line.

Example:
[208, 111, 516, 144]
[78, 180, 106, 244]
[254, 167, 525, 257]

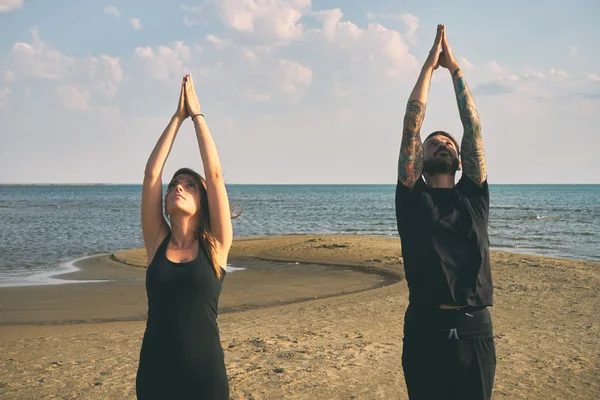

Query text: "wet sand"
[0, 235, 598, 399]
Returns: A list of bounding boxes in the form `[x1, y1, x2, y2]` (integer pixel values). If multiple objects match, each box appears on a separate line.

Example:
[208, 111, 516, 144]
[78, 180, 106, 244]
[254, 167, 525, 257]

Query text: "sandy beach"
[0, 235, 598, 399]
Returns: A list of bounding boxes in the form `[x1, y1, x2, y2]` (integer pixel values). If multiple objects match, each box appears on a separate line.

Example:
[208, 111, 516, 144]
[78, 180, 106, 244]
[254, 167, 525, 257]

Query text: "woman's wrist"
[191, 113, 206, 126]
[172, 113, 186, 124]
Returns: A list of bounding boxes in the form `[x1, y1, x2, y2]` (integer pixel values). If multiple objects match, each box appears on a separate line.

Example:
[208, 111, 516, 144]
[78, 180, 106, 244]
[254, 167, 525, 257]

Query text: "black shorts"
[402, 306, 496, 400]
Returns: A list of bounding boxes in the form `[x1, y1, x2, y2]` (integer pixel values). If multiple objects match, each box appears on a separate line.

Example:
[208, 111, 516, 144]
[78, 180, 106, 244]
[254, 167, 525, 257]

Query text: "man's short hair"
[425, 131, 460, 153]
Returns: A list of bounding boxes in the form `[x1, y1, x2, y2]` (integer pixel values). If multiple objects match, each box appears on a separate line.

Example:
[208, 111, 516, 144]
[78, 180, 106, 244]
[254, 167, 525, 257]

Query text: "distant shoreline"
[1, 183, 599, 186]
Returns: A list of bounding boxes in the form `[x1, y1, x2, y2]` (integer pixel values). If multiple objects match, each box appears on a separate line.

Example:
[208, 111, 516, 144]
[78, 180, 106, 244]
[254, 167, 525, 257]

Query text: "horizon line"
[1, 182, 599, 186]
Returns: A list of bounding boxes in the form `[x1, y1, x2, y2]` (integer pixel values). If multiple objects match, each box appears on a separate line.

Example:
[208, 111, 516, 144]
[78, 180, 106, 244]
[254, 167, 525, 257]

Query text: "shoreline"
[0, 236, 402, 326]
[0, 254, 116, 288]
[2, 233, 597, 290]
[1, 234, 598, 399]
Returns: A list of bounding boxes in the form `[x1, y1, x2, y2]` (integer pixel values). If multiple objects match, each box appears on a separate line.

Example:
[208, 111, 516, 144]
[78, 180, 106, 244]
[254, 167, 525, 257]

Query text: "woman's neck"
[169, 217, 199, 249]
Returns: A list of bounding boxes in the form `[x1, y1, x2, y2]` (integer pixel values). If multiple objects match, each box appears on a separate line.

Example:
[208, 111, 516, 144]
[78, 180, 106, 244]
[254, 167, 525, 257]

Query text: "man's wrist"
[449, 64, 461, 76]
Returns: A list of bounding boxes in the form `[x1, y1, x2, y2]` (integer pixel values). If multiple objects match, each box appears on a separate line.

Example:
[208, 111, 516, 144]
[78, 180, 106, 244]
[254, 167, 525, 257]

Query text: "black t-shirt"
[395, 175, 493, 310]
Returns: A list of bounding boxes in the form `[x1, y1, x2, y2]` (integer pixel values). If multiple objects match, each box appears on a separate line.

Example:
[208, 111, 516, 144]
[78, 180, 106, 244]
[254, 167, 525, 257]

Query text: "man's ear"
[458, 158, 462, 171]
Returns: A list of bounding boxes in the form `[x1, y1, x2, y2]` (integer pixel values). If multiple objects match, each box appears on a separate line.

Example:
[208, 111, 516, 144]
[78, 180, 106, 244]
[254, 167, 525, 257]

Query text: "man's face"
[423, 134, 460, 175]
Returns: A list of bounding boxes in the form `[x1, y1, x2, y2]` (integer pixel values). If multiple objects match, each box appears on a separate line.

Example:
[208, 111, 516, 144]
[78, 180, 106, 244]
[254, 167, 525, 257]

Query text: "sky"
[0, 0, 599, 184]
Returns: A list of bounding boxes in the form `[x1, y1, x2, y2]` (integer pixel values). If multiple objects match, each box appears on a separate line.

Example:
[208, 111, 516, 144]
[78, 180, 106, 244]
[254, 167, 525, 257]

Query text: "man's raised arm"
[398, 24, 444, 188]
[439, 29, 487, 184]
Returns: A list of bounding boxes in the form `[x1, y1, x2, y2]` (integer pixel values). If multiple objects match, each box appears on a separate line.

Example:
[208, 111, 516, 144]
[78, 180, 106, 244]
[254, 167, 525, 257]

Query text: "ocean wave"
[491, 243, 556, 251]
[493, 233, 562, 242]
[493, 215, 559, 221]
[501, 236, 559, 242]
[492, 205, 585, 213]
[0, 254, 108, 288]
[0, 204, 64, 209]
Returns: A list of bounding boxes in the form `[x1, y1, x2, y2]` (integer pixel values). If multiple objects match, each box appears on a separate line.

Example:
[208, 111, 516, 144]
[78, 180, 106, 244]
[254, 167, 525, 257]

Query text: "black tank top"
[136, 232, 228, 399]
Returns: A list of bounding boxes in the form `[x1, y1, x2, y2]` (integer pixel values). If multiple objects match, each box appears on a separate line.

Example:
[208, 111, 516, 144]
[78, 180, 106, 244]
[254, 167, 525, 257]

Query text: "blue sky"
[1, 0, 599, 183]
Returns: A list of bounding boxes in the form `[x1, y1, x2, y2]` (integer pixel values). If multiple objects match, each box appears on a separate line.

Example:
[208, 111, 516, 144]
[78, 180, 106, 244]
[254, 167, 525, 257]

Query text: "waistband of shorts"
[404, 305, 494, 340]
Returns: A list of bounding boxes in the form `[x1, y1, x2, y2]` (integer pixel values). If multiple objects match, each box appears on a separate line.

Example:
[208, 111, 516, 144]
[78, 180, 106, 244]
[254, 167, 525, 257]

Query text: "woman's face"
[165, 174, 201, 218]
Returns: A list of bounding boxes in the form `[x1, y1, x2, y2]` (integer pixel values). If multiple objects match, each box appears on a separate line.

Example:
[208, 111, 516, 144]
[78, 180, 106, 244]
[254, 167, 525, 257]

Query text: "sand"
[0, 235, 598, 399]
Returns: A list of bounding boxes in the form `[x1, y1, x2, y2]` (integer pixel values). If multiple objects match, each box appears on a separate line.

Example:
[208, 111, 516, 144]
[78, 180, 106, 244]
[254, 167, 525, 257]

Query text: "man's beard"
[423, 155, 459, 175]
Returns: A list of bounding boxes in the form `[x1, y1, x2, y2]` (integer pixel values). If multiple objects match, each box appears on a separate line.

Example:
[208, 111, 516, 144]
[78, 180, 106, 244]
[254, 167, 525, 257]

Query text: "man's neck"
[423, 173, 456, 188]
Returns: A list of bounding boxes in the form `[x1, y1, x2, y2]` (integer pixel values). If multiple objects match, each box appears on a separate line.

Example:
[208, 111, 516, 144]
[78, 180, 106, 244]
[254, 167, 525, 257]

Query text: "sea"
[0, 184, 598, 286]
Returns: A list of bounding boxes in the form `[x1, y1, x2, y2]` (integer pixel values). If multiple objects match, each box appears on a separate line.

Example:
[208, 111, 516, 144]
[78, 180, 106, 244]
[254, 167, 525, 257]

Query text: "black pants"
[402, 306, 496, 400]
[136, 369, 229, 400]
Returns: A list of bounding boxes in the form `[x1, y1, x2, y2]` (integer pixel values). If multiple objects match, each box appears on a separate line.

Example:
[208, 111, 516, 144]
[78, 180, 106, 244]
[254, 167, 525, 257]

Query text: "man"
[395, 24, 495, 400]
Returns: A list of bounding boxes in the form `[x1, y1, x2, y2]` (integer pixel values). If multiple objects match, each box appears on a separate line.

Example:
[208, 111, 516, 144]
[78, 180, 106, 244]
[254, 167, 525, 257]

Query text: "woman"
[136, 75, 232, 399]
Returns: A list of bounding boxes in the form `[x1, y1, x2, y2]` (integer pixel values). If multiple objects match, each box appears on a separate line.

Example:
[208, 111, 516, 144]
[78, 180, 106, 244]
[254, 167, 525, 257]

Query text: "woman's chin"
[168, 209, 197, 218]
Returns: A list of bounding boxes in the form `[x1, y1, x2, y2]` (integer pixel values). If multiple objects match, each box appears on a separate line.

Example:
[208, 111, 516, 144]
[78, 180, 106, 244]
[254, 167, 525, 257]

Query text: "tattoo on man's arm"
[398, 100, 425, 185]
[452, 69, 487, 183]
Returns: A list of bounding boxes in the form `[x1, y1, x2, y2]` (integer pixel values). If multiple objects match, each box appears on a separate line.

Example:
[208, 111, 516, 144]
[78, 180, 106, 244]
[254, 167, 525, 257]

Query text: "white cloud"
[310, 9, 417, 84]
[398, 13, 419, 44]
[486, 61, 508, 76]
[135, 41, 191, 81]
[473, 78, 521, 95]
[179, 43, 313, 104]
[458, 56, 475, 70]
[587, 73, 600, 83]
[277, 58, 312, 93]
[186, 0, 311, 43]
[0, 0, 23, 13]
[470, 61, 588, 102]
[520, 66, 547, 80]
[243, 49, 259, 66]
[4, 70, 15, 82]
[228, 55, 311, 103]
[523, 71, 545, 80]
[131, 18, 142, 30]
[183, 3, 418, 96]
[472, 63, 528, 95]
[366, 12, 419, 45]
[549, 68, 570, 78]
[313, 9, 360, 42]
[57, 86, 91, 110]
[9, 28, 124, 106]
[521, 67, 575, 81]
[206, 34, 230, 50]
[91, 55, 123, 96]
[12, 28, 67, 79]
[104, 5, 120, 18]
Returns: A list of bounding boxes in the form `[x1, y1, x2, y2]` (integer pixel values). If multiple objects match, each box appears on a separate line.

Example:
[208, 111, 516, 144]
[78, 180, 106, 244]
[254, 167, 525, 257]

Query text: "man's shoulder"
[397, 176, 426, 195]
[457, 175, 489, 197]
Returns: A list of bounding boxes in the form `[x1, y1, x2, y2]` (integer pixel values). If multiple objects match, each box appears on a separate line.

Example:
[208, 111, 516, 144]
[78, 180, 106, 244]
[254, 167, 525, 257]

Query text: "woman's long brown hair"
[166, 167, 225, 280]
